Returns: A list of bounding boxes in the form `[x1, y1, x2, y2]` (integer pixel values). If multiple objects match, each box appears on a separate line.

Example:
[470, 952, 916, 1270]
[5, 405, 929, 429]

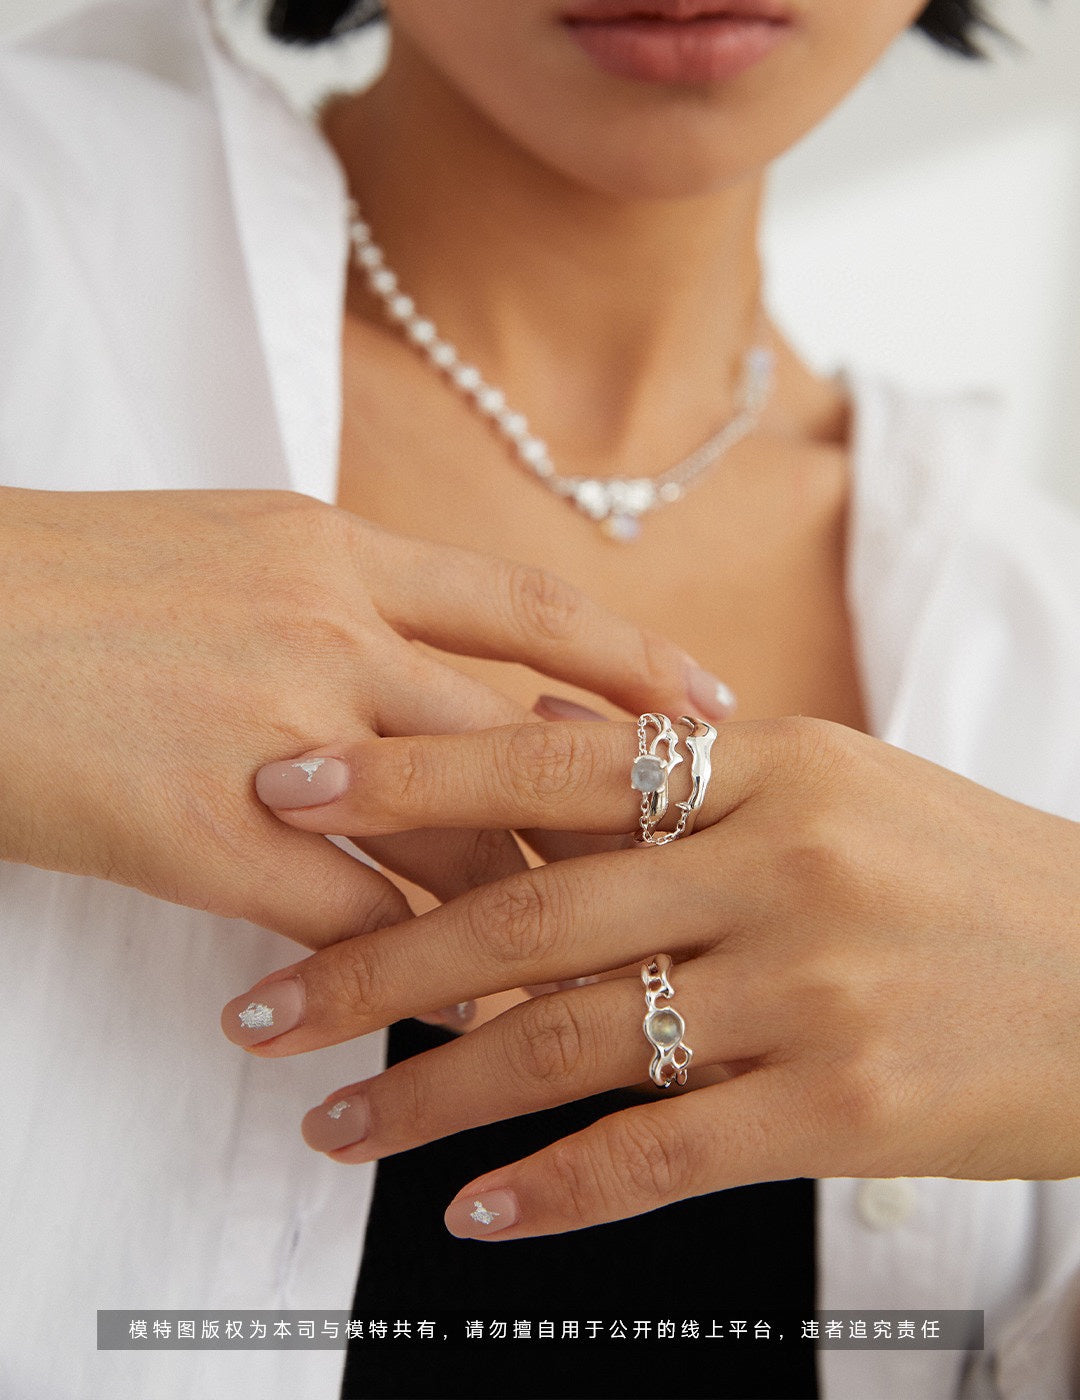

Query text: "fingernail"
[220, 976, 305, 1046]
[525, 976, 600, 997]
[685, 664, 737, 720]
[445, 1188, 519, 1238]
[533, 695, 606, 722]
[415, 1001, 476, 1028]
[255, 756, 350, 810]
[302, 1094, 371, 1152]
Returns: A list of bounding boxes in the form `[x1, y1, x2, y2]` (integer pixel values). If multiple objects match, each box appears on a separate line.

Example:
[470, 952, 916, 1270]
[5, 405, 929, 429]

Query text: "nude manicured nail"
[255, 756, 350, 809]
[685, 664, 737, 720]
[445, 1189, 519, 1238]
[220, 976, 305, 1046]
[415, 1001, 476, 1028]
[302, 1095, 371, 1152]
[533, 695, 607, 722]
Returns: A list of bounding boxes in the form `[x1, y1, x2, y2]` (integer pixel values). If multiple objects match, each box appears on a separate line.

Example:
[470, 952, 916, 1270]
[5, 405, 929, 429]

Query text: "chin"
[502, 107, 780, 201]
[452, 40, 816, 202]
[553, 143, 767, 201]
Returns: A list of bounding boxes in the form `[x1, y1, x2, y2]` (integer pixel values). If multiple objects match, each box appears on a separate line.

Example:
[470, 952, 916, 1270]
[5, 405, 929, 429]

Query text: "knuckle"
[763, 715, 853, 783]
[319, 942, 384, 1030]
[547, 1137, 612, 1227]
[261, 494, 359, 557]
[636, 627, 682, 695]
[811, 1050, 899, 1165]
[347, 879, 411, 935]
[501, 721, 591, 804]
[508, 993, 589, 1088]
[456, 826, 517, 890]
[608, 1111, 692, 1203]
[370, 738, 426, 829]
[271, 609, 364, 668]
[774, 811, 855, 893]
[380, 1058, 432, 1138]
[467, 872, 563, 968]
[505, 563, 584, 644]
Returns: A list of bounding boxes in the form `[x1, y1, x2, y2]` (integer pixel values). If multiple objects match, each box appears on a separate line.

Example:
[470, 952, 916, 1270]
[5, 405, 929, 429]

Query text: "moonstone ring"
[641, 954, 693, 1088]
[632, 712, 716, 845]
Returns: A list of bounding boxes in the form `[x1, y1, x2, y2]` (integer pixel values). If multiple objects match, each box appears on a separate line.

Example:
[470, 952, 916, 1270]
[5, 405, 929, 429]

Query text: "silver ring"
[642, 954, 693, 1088]
[631, 713, 716, 845]
[673, 714, 718, 839]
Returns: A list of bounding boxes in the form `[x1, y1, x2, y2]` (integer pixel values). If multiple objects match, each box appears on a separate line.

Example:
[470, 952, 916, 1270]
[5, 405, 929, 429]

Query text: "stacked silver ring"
[631, 712, 717, 846]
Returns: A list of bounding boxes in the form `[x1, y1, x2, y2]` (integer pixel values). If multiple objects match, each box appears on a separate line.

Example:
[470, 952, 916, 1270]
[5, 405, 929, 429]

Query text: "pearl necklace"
[347, 201, 775, 542]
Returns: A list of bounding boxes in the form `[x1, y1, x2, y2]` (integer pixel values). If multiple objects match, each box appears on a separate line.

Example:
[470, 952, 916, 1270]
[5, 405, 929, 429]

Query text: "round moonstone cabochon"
[631, 755, 667, 793]
[646, 1008, 684, 1049]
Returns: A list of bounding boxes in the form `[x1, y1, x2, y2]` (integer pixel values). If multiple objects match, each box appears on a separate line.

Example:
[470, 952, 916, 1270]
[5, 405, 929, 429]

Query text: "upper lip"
[561, 0, 794, 22]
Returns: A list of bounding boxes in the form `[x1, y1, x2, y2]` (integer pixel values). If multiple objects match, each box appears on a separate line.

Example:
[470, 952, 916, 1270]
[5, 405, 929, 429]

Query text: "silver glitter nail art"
[295, 758, 326, 782]
[469, 1200, 500, 1225]
[238, 1002, 274, 1030]
[326, 1100, 351, 1120]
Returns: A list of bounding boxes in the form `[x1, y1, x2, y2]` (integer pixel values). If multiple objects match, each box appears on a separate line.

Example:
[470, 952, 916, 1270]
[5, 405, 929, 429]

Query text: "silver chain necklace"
[347, 200, 775, 542]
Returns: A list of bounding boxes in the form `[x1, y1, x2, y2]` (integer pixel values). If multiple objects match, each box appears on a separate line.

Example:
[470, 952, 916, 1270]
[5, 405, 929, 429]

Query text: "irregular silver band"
[641, 954, 693, 1088]
[674, 715, 718, 839]
[632, 712, 716, 846]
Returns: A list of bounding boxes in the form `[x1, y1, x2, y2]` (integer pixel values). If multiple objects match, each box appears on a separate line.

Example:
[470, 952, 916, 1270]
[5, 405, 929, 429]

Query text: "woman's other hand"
[235, 715, 1080, 1229]
[0, 485, 726, 949]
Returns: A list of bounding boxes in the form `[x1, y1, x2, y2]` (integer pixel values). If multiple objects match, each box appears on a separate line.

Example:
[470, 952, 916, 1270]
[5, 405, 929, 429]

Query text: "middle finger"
[218, 836, 743, 1056]
[256, 717, 775, 845]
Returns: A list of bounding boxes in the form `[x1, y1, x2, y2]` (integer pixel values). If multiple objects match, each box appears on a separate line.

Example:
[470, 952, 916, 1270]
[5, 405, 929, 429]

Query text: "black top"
[342, 1017, 818, 1400]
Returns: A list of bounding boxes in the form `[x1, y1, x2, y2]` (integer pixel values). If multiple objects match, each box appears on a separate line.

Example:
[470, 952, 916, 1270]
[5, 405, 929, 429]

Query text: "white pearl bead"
[356, 244, 383, 269]
[532, 458, 555, 478]
[658, 482, 682, 503]
[452, 365, 482, 392]
[406, 317, 437, 346]
[475, 387, 505, 416]
[497, 410, 528, 440]
[387, 294, 415, 322]
[368, 268, 397, 295]
[427, 341, 457, 369]
[350, 218, 370, 241]
[518, 437, 548, 466]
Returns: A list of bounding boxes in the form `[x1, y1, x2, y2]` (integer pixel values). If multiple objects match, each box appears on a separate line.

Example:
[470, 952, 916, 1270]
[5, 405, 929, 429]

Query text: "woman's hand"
[0, 485, 723, 949]
[226, 715, 1080, 1236]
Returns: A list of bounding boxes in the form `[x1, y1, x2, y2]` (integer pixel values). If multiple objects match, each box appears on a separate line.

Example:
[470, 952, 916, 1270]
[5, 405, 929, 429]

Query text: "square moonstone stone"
[631, 755, 667, 793]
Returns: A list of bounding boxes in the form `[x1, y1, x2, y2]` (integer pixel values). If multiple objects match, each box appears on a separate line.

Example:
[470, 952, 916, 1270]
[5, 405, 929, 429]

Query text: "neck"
[324, 29, 794, 476]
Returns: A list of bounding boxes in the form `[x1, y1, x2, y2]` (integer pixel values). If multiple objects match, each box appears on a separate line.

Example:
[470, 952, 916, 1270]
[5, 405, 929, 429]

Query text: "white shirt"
[1, 3, 1078, 1398]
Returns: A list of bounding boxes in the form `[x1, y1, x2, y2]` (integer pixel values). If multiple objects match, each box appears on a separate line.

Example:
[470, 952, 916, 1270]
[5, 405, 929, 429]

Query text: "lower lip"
[563, 14, 791, 84]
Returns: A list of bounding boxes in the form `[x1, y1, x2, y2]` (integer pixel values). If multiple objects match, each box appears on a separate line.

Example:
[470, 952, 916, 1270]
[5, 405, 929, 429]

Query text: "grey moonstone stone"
[631, 755, 667, 793]
[646, 1008, 684, 1049]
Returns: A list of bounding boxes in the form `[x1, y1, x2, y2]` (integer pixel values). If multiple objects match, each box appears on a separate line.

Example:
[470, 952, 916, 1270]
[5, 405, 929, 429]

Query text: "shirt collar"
[189, 0, 347, 506]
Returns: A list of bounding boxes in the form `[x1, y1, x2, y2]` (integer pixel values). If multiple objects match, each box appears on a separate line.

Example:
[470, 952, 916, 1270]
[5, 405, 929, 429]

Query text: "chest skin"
[336, 316, 867, 733]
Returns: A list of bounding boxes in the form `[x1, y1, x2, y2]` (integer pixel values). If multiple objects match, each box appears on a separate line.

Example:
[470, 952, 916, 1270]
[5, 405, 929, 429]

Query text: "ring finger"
[299, 956, 777, 1162]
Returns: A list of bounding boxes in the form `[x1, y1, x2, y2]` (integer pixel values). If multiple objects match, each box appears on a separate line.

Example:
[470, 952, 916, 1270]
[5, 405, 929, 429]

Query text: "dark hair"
[266, 0, 997, 58]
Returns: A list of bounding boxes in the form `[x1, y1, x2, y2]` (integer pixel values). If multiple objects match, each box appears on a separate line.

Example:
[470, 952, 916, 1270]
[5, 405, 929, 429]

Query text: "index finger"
[365, 532, 736, 725]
